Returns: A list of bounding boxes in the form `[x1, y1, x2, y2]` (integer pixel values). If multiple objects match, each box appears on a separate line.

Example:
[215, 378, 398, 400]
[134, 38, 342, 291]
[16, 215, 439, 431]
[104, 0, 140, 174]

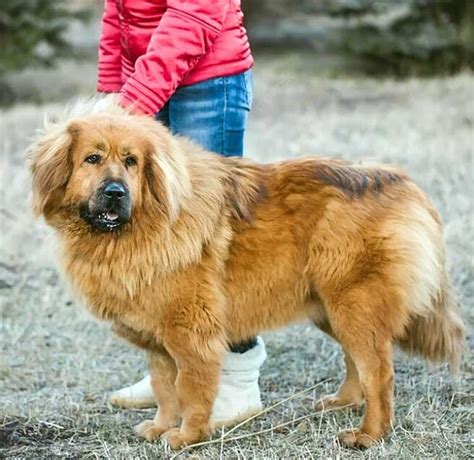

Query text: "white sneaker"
[109, 374, 156, 409]
[110, 337, 267, 428]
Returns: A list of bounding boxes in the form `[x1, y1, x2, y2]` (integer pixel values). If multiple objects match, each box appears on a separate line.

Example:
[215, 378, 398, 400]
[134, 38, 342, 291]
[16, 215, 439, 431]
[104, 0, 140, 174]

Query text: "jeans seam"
[244, 71, 250, 108]
[222, 77, 227, 155]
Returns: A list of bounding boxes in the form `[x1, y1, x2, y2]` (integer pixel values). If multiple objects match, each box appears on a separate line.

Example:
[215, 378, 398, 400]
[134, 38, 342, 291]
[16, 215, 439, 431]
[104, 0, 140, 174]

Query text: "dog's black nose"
[103, 182, 126, 199]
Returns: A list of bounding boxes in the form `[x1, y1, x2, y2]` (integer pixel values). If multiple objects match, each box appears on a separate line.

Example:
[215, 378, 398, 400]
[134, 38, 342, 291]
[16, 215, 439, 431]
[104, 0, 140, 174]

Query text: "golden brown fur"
[28, 99, 465, 449]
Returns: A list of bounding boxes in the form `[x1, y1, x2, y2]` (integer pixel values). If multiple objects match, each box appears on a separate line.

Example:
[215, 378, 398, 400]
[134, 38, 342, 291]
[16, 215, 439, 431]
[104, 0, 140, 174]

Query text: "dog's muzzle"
[81, 180, 132, 232]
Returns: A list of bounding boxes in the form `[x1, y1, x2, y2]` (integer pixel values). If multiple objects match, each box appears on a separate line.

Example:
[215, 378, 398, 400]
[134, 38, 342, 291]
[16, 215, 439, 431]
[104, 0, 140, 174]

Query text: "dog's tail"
[386, 196, 465, 374]
[397, 270, 465, 374]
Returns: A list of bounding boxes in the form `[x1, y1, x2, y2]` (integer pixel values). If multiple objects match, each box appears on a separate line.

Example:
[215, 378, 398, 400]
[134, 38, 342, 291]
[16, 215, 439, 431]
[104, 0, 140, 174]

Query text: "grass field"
[1, 56, 473, 459]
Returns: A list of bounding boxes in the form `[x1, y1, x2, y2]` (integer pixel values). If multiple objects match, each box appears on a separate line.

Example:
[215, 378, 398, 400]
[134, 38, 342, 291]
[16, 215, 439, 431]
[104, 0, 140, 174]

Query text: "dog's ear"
[28, 122, 79, 217]
[144, 128, 191, 223]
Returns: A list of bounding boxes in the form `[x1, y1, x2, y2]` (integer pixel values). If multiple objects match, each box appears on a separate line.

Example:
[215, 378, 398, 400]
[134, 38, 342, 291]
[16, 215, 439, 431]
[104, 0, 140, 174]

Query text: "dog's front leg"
[135, 350, 180, 441]
[161, 326, 225, 450]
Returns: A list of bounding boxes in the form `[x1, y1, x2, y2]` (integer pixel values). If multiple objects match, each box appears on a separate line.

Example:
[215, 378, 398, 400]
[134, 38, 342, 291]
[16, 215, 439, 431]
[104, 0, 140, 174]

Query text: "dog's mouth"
[96, 211, 121, 229]
[80, 205, 130, 232]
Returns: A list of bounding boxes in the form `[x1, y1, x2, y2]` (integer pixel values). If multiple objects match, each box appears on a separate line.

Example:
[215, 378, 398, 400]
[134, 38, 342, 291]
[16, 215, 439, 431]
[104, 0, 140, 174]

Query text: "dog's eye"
[124, 156, 137, 168]
[85, 154, 101, 165]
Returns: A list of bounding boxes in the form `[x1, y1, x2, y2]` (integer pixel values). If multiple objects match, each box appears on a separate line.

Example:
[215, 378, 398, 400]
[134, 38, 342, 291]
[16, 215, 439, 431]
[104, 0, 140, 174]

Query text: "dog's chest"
[65, 257, 150, 318]
[69, 255, 181, 321]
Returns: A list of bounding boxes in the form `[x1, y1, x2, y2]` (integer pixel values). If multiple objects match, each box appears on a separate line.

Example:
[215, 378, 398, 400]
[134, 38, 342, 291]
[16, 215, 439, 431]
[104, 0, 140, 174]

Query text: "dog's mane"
[221, 158, 268, 222]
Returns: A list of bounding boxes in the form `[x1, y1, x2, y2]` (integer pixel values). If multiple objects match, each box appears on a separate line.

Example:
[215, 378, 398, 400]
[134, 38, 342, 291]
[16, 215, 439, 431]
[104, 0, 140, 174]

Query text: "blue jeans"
[155, 70, 252, 157]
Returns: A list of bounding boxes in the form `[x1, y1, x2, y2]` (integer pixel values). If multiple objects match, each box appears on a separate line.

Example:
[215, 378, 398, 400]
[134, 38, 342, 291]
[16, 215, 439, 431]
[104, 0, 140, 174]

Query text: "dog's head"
[28, 100, 190, 233]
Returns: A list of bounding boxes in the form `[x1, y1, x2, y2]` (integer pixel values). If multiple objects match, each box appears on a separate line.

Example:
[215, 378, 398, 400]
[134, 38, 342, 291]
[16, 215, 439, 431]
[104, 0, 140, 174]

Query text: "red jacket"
[97, 0, 253, 115]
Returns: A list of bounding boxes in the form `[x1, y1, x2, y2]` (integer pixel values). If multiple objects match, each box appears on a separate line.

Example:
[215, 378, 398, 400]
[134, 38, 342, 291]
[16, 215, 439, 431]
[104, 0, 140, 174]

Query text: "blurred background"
[1, 1, 473, 458]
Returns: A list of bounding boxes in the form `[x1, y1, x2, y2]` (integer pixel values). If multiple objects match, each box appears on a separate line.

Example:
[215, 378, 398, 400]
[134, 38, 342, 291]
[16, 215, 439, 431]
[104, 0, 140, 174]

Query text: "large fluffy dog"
[28, 100, 464, 449]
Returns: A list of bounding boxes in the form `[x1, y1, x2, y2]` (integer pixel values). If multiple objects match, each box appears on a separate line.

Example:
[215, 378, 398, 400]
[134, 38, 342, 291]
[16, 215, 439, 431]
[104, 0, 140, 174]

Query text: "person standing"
[96, 0, 266, 426]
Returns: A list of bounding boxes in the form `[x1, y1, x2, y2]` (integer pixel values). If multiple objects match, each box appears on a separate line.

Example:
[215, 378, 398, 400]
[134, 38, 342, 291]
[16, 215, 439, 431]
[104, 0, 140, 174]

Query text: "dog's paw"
[161, 428, 189, 450]
[314, 394, 360, 412]
[337, 428, 377, 449]
[134, 420, 168, 442]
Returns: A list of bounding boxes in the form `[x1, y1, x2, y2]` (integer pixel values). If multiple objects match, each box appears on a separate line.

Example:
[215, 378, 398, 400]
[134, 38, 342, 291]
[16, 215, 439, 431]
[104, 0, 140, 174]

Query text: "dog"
[28, 99, 464, 450]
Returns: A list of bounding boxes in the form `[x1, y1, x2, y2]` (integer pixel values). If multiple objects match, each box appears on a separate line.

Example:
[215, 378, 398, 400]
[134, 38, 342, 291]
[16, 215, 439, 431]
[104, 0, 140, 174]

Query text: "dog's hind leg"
[311, 313, 364, 411]
[135, 350, 180, 441]
[323, 286, 396, 448]
[315, 349, 364, 412]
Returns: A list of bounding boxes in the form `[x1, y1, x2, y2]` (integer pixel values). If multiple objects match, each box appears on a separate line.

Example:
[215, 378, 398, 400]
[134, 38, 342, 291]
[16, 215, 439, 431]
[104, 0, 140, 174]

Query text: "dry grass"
[1, 54, 473, 459]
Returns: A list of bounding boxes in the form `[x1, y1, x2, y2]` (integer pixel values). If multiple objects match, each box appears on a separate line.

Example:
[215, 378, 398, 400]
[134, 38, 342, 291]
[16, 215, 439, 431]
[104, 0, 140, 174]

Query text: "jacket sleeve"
[120, 0, 230, 115]
[97, 0, 123, 93]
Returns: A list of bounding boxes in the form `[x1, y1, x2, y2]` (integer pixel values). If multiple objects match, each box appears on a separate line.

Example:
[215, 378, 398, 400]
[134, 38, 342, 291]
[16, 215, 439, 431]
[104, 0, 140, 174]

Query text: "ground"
[1, 54, 473, 459]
